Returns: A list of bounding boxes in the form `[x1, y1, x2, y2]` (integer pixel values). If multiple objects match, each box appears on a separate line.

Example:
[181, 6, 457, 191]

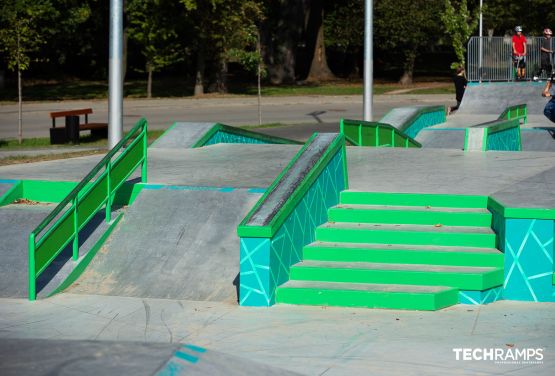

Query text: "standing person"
[448, 66, 467, 115]
[542, 72, 555, 123]
[512, 26, 527, 80]
[533, 28, 553, 81]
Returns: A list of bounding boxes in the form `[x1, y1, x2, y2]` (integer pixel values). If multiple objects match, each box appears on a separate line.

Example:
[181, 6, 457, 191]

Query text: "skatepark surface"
[1, 86, 555, 375]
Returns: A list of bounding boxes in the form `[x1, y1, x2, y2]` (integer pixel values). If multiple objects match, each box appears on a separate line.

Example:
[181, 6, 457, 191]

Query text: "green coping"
[0, 181, 23, 206]
[340, 191, 489, 208]
[276, 285, 459, 311]
[488, 197, 555, 220]
[303, 245, 504, 268]
[192, 123, 301, 148]
[237, 133, 345, 238]
[289, 265, 504, 291]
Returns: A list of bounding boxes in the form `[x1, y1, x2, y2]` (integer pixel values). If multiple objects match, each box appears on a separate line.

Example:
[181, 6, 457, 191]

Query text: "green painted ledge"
[192, 123, 301, 148]
[488, 197, 555, 220]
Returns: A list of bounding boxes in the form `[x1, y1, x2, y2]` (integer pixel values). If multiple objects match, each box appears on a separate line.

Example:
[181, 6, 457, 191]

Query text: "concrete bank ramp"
[150, 122, 216, 149]
[459, 82, 549, 115]
[68, 189, 261, 302]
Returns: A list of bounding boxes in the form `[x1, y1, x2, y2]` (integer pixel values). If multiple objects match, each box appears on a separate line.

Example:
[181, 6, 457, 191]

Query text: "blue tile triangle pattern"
[203, 130, 271, 146]
[503, 218, 555, 302]
[404, 110, 445, 139]
[459, 287, 503, 305]
[239, 150, 346, 306]
[486, 127, 520, 151]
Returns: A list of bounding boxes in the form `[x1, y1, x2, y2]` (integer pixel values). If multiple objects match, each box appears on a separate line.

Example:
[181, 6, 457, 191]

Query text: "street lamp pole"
[479, 0, 483, 83]
[108, 0, 124, 148]
[363, 0, 373, 121]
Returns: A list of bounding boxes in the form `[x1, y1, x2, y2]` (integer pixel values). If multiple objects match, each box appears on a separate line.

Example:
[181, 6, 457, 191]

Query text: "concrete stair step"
[340, 191, 488, 208]
[289, 260, 503, 290]
[316, 222, 496, 248]
[276, 280, 459, 311]
[329, 204, 492, 227]
[303, 241, 503, 267]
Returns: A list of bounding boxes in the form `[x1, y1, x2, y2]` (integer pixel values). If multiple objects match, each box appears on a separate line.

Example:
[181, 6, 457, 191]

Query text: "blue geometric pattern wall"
[203, 130, 270, 146]
[405, 110, 445, 139]
[239, 150, 346, 306]
[459, 287, 503, 305]
[503, 218, 554, 302]
[486, 127, 520, 151]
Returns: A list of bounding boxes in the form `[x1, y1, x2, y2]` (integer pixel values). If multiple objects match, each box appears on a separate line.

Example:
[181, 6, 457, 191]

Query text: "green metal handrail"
[340, 119, 422, 148]
[28, 118, 148, 300]
[498, 104, 527, 124]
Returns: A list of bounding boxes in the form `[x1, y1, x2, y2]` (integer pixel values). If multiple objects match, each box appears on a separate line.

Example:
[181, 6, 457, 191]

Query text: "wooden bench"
[49, 108, 108, 143]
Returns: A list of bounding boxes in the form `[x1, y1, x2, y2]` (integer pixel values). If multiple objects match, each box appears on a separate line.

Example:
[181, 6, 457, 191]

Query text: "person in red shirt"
[512, 26, 527, 80]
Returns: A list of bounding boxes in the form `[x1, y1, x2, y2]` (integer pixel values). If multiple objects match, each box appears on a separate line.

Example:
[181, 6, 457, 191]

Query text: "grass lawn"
[0, 78, 453, 102]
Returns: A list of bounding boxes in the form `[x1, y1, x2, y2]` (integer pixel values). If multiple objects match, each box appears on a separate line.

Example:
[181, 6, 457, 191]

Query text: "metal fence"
[467, 36, 554, 82]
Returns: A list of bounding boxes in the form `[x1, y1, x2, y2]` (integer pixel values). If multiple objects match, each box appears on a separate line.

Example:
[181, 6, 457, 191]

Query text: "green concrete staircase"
[276, 191, 504, 311]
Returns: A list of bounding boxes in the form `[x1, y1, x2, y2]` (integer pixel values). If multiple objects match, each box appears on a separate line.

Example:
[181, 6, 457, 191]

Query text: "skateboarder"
[533, 28, 553, 81]
[448, 66, 467, 114]
[542, 72, 555, 123]
[512, 26, 527, 80]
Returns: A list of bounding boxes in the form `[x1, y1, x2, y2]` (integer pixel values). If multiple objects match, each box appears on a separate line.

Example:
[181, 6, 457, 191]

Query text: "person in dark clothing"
[448, 66, 467, 114]
[542, 72, 555, 123]
[533, 28, 553, 81]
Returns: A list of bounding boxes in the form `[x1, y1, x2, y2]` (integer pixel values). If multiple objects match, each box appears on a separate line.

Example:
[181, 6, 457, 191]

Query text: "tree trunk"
[18, 69, 22, 144]
[147, 64, 153, 99]
[305, 1, 334, 82]
[216, 58, 228, 94]
[262, 0, 304, 84]
[399, 50, 416, 85]
[194, 46, 205, 96]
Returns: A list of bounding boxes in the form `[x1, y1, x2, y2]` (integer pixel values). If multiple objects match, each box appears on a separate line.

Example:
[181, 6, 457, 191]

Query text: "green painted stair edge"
[315, 227, 497, 248]
[47, 212, 124, 297]
[289, 266, 504, 291]
[192, 123, 301, 148]
[328, 207, 492, 227]
[340, 191, 489, 208]
[276, 286, 459, 311]
[302, 245, 504, 267]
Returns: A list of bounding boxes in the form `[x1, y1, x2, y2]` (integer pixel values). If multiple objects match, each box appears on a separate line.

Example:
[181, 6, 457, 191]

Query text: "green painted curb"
[340, 192, 489, 208]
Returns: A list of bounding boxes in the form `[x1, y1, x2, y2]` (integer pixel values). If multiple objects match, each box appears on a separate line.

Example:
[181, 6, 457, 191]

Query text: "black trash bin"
[49, 127, 67, 144]
[65, 115, 80, 144]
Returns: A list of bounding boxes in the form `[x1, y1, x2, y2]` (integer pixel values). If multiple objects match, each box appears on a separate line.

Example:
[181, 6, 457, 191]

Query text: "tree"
[0, 0, 57, 143]
[303, 0, 335, 81]
[374, 0, 443, 85]
[441, 0, 478, 68]
[127, 0, 184, 98]
[261, 0, 305, 84]
[181, 0, 264, 94]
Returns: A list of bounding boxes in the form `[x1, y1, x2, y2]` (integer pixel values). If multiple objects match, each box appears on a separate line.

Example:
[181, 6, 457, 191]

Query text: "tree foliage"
[127, 0, 185, 97]
[441, 0, 478, 68]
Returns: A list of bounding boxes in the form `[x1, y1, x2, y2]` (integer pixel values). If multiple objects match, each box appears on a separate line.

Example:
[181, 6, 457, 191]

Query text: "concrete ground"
[1, 89, 554, 375]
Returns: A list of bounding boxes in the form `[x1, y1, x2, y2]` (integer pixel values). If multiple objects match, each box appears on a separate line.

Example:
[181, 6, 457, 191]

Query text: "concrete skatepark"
[0, 83, 554, 375]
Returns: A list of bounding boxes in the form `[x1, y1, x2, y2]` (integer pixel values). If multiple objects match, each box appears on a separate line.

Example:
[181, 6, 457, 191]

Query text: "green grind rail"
[27, 118, 148, 301]
[340, 119, 422, 148]
[498, 103, 527, 125]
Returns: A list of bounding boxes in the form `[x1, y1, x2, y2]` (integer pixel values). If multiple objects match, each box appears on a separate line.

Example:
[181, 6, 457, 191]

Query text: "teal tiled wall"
[239, 150, 346, 306]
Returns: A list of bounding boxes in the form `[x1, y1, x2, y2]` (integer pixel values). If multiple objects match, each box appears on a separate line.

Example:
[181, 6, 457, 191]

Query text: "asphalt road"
[0, 94, 452, 140]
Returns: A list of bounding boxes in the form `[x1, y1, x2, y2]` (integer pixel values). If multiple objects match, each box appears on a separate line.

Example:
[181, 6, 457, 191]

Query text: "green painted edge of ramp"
[276, 286, 459, 311]
[47, 212, 124, 297]
[339, 191, 489, 208]
[0, 180, 23, 206]
[149, 121, 179, 148]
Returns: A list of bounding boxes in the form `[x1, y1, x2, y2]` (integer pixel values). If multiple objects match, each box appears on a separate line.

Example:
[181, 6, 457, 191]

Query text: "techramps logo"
[453, 347, 544, 365]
